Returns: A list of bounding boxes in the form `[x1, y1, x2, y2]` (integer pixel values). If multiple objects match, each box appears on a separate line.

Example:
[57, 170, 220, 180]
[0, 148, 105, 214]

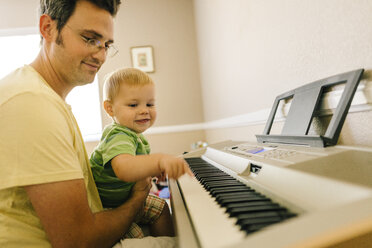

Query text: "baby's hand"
[156, 172, 167, 182]
[158, 155, 193, 179]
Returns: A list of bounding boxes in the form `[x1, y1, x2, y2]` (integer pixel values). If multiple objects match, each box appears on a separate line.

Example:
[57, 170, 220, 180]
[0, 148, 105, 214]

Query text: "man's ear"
[103, 100, 114, 117]
[39, 14, 56, 42]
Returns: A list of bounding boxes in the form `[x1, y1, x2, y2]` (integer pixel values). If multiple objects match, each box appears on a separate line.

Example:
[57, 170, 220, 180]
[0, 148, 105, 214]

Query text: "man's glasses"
[65, 25, 118, 58]
[80, 35, 118, 58]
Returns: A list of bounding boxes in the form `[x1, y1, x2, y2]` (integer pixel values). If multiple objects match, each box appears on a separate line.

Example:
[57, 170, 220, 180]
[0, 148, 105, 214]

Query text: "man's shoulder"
[0, 66, 74, 140]
[0, 65, 60, 106]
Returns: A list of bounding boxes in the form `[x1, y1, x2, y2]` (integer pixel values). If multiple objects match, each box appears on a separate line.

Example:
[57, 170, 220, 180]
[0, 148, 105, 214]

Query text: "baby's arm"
[111, 153, 193, 182]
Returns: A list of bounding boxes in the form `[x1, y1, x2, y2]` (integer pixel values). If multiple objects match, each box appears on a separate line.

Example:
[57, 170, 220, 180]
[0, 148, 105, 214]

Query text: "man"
[0, 1, 175, 247]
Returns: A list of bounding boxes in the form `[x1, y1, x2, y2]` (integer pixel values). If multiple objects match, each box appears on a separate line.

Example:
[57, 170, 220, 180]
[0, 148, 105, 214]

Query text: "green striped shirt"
[90, 123, 150, 208]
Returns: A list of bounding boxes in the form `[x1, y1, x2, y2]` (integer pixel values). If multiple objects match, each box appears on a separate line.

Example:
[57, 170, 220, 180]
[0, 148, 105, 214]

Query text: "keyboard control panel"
[225, 143, 298, 160]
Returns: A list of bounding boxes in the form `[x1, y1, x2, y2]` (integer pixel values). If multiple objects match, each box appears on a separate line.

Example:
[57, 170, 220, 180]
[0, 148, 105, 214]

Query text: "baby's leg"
[124, 222, 145, 238]
[141, 195, 175, 237]
[149, 202, 174, 237]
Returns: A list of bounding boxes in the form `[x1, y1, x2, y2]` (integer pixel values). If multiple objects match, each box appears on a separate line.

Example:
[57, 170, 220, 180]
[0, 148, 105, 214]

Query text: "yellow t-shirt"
[0, 65, 103, 247]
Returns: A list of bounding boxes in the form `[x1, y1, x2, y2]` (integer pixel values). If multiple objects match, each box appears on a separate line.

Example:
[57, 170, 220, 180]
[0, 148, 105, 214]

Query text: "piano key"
[185, 157, 205, 162]
[228, 205, 285, 217]
[195, 172, 228, 177]
[182, 157, 297, 244]
[216, 191, 262, 199]
[176, 174, 246, 248]
[204, 181, 245, 187]
[218, 195, 267, 206]
[193, 167, 219, 170]
[236, 210, 296, 224]
[243, 222, 282, 234]
[205, 185, 243, 192]
[189, 164, 215, 168]
[235, 215, 286, 232]
[210, 187, 255, 196]
[200, 177, 235, 184]
[239, 216, 286, 234]
[204, 183, 248, 191]
[200, 177, 237, 184]
[209, 184, 251, 190]
[225, 200, 275, 209]
[239, 216, 283, 227]
[209, 187, 251, 197]
[204, 179, 244, 185]
[217, 195, 266, 204]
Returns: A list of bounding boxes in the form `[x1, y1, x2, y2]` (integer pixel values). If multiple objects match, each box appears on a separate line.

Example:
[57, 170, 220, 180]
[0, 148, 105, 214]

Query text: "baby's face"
[110, 83, 156, 133]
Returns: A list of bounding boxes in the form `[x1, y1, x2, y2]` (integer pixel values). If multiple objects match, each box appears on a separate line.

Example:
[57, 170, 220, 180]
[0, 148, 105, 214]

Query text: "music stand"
[256, 69, 364, 147]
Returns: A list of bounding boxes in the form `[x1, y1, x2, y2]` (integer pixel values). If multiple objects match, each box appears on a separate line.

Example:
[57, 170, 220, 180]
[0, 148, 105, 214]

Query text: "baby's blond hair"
[103, 68, 154, 102]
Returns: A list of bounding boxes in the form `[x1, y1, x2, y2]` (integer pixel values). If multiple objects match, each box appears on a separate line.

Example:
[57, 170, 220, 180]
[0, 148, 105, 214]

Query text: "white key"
[178, 175, 246, 248]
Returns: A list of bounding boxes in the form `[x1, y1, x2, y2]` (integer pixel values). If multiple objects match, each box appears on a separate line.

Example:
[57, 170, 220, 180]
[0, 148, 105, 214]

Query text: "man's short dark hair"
[40, 0, 121, 33]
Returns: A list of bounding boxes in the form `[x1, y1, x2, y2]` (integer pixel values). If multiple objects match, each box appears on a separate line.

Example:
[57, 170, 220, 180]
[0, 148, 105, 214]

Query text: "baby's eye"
[147, 103, 154, 107]
[128, 104, 137, 107]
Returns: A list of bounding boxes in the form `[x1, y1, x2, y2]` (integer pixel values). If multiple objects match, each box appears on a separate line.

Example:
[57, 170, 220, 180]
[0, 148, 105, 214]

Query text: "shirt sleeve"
[0, 92, 83, 189]
[101, 131, 137, 167]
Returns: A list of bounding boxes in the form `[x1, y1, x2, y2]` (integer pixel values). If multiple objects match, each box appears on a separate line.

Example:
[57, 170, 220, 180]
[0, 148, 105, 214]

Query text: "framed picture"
[130, 46, 155, 73]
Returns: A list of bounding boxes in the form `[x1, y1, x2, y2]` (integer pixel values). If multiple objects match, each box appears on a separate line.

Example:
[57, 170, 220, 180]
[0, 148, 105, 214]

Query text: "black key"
[216, 191, 261, 199]
[217, 191, 263, 200]
[210, 187, 254, 196]
[209, 186, 251, 193]
[189, 163, 213, 167]
[200, 177, 237, 183]
[204, 180, 244, 186]
[209, 185, 248, 191]
[192, 167, 220, 173]
[225, 200, 274, 210]
[236, 211, 295, 225]
[228, 205, 285, 217]
[204, 181, 245, 190]
[219, 195, 268, 206]
[196, 172, 227, 178]
[240, 216, 285, 234]
[244, 222, 279, 234]
[185, 157, 205, 162]
[185, 156, 298, 236]
[199, 174, 232, 178]
[195, 171, 222, 177]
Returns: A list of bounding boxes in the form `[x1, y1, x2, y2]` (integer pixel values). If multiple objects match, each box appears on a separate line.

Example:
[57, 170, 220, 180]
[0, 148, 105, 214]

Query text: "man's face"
[49, 1, 114, 87]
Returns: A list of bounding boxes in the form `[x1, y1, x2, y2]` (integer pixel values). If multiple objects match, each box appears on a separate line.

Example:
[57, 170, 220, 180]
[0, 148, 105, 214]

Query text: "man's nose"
[91, 48, 107, 64]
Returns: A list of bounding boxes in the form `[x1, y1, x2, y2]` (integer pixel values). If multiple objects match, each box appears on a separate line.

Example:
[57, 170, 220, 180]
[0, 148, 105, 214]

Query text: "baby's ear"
[103, 100, 114, 117]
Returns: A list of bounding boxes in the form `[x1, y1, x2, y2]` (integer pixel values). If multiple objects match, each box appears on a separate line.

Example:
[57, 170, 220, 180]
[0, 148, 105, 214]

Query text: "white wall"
[0, 0, 206, 155]
[2, 1, 372, 152]
[0, 0, 39, 29]
[102, 0, 204, 127]
[193, 0, 372, 122]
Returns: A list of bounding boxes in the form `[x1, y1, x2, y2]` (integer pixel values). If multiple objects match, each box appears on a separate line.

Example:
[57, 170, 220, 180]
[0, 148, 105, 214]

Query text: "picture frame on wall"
[130, 46, 155, 73]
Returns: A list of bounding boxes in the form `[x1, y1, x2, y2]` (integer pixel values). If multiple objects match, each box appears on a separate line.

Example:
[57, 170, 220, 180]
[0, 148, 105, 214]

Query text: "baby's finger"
[167, 161, 178, 179]
[158, 172, 166, 181]
[179, 159, 189, 178]
[184, 161, 194, 177]
[175, 159, 183, 178]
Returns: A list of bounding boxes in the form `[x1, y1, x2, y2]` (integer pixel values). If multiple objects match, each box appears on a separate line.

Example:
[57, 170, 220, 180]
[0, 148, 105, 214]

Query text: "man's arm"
[111, 153, 192, 182]
[24, 178, 151, 248]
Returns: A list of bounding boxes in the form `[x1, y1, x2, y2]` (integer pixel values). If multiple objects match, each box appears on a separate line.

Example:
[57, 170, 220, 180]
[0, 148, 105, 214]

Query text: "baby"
[90, 67, 192, 238]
